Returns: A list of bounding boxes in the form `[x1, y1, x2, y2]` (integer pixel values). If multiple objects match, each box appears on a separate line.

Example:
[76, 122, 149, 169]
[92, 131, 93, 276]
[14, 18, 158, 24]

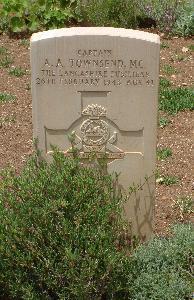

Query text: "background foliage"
[0, 0, 193, 35]
[0, 0, 81, 33]
[173, 0, 194, 36]
[137, 0, 194, 34]
[79, 0, 138, 29]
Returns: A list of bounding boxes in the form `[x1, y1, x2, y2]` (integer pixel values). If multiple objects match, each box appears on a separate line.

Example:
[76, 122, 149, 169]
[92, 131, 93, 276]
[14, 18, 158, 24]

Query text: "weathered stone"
[31, 27, 160, 239]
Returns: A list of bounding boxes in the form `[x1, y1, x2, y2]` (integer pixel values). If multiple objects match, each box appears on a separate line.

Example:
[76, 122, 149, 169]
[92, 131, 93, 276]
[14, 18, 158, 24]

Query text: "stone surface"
[31, 27, 160, 239]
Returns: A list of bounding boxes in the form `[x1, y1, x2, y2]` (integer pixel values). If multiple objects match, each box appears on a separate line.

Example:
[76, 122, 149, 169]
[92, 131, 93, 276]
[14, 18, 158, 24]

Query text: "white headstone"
[31, 27, 160, 239]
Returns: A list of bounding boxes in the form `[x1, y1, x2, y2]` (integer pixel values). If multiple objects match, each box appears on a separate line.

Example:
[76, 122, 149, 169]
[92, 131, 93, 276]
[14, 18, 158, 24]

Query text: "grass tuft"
[0, 46, 8, 55]
[158, 117, 171, 128]
[19, 39, 30, 47]
[156, 174, 179, 185]
[161, 42, 170, 49]
[188, 44, 194, 51]
[0, 55, 13, 68]
[0, 93, 16, 103]
[0, 114, 16, 127]
[162, 64, 177, 75]
[9, 66, 26, 77]
[157, 148, 172, 160]
[159, 87, 194, 114]
[173, 196, 194, 219]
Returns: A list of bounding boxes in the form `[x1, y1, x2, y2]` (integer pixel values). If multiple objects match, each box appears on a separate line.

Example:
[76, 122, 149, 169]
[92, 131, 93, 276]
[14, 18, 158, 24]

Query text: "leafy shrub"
[0, 0, 193, 34]
[137, 0, 189, 33]
[129, 224, 194, 300]
[0, 149, 131, 299]
[69, 0, 138, 28]
[173, 0, 194, 36]
[81, 0, 194, 33]
[0, 0, 81, 33]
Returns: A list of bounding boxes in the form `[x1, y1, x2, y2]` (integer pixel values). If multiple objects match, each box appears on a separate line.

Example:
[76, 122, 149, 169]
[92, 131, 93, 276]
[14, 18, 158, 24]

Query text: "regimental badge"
[80, 104, 109, 151]
[66, 104, 125, 160]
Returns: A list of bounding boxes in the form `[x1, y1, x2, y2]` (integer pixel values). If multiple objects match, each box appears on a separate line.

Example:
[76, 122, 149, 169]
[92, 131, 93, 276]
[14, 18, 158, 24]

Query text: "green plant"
[162, 64, 177, 75]
[0, 46, 8, 55]
[80, 0, 138, 28]
[160, 77, 171, 89]
[0, 46, 13, 68]
[0, 92, 16, 103]
[129, 224, 194, 300]
[19, 38, 30, 47]
[188, 44, 194, 51]
[173, 196, 194, 219]
[0, 0, 81, 33]
[0, 150, 193, 299]
[0, 55, 13, 68]
[0, 114, 16, 128]
[157, 147, 172, 160]
[161, 42, 169, 49]
[9, 66, 26, 77]
[156, 174, 179, 185]
[163, 175, 178, 185]
[173, 0, 194, 36]
[137, 0, 188, 33]
[26, 83, 30, 91]
[174, 53, 185, 62]
[159, 86, 194, 114]
[0, 149, 132, 299]
[158, 117, 171, 128]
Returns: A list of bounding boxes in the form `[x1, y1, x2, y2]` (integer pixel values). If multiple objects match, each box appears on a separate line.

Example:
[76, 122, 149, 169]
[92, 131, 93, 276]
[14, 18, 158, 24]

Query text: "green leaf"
[28, 19, 39, 32]
[37, 0, 46, 5]
[10, 16, 25, 32]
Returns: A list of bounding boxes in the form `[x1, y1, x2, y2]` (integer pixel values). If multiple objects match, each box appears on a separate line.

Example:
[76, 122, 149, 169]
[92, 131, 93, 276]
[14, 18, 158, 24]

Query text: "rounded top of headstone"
[31, 27, 160, 44]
